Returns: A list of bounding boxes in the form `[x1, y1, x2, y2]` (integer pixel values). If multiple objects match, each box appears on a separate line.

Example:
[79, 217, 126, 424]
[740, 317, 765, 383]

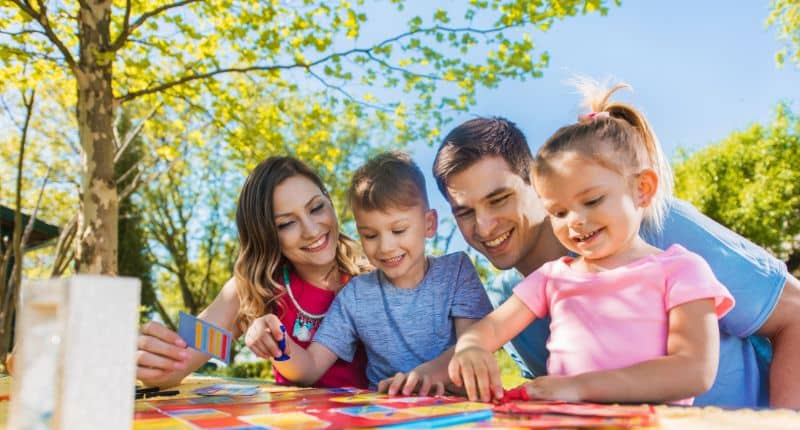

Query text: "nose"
[299, 215, 320, 239]
[566, 211, 585, 229]
[475, 209, 497, 239]
[378, 234, 396, 254]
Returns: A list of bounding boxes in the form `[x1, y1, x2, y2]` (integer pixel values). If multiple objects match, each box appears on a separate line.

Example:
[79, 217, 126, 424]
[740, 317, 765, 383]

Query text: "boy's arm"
[524, 299, 719, 403]
[271, 339, 340, 386]
[757, 274, 800, 408]
[247, 314, 339, 386]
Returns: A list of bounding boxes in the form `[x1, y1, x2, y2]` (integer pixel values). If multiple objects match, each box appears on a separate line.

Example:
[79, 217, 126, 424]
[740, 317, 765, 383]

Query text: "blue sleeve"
[641, 198, 787, 337]
[450, 252, 494, 319]
[312, 284, 359, 362]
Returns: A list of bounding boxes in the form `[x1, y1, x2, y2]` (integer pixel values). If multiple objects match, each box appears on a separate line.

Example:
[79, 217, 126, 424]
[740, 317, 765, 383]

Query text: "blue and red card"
[177, 311, 232, 364]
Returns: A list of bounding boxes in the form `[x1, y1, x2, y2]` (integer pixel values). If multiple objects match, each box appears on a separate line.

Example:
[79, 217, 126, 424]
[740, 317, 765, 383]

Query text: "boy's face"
[354, 203, 437, 289]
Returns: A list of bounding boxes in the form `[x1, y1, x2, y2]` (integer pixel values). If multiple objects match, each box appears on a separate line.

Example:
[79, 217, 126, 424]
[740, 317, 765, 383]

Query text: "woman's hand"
[136, 321, 191, 387]
[244, 314, 289, 360]
[448, 346, 504, 402]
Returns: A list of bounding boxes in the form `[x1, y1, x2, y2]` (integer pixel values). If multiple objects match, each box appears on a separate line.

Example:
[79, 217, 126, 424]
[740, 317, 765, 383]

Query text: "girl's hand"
[523, 375, 584, 402]
[448, 346, 504, 402]
[136, 321, 191, 386]
[244, 314, 289, 360]
[377, 361, 446, 397]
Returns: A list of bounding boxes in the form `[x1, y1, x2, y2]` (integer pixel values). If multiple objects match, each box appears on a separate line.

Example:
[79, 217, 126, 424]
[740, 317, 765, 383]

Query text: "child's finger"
[448, 359, 463, 387]
[461, 365, 479, 401]
[402, 372, 421, 396]
[472, 361, 493, 402]
[433, 381, 445, 397]
[377, 378, 391, 393]
[388, 372, 407, 396]
[417, 375, 432, 396]
[487, 360, 504, 400]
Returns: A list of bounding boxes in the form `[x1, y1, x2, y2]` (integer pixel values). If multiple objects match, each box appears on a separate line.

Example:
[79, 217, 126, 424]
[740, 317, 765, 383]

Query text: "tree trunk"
[75, 1, 118, 275]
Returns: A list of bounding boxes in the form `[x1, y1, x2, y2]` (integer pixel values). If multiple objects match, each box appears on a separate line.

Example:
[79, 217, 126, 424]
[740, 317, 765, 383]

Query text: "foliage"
[674, 104, 800, 273]
[768, 0, 800, 67]
[1, 0, 617, 273]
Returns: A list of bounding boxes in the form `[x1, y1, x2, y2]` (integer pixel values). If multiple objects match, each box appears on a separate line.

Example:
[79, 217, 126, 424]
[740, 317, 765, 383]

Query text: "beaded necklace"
[283, 265, 350, 342]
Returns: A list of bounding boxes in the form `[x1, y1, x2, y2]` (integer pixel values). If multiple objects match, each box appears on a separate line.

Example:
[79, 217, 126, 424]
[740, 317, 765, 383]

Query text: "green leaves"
[767, 0, 800, 67]
[674, 104, 800, 271]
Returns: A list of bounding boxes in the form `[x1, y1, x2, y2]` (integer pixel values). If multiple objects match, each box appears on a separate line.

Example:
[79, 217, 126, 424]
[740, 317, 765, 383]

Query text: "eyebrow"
[575, 186, 603, 198]
[451, 187, 512, 212]
[273, 194, 324, 218]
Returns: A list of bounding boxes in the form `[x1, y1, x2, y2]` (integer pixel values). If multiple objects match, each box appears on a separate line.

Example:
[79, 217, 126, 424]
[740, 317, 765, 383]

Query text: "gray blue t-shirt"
[488, 198, 786, 408]
[313, 252, 493, 388]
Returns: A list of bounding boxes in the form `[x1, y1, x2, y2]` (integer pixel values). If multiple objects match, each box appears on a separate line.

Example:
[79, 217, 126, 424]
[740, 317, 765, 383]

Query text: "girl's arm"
[245, 313, 339, 386]
[137, 277, 242, 388]
[526, 298, 719, 403]
[449, 296, 538, 402]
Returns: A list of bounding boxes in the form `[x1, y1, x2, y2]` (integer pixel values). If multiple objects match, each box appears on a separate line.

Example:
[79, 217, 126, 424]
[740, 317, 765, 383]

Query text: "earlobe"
[425, 209, 438, 238]
[637, 169, 658, 207]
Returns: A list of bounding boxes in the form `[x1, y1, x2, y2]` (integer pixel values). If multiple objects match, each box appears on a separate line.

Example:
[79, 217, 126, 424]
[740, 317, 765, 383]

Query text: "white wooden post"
[9, 276, 141, 430]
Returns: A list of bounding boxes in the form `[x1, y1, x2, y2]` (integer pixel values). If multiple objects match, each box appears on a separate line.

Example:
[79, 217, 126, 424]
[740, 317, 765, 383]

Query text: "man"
[433, 117, 800, 408]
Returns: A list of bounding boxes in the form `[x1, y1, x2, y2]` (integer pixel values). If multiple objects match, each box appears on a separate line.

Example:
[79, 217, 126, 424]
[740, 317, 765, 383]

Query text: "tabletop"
[1, 375, 798, 429]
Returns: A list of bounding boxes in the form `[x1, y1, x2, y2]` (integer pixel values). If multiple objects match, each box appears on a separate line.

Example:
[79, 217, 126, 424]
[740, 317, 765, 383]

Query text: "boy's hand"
[522, 375, 583, 402]
[244, 314, 290, 360]
[448, 346, 503, 402]
[377, 361, 447, 397]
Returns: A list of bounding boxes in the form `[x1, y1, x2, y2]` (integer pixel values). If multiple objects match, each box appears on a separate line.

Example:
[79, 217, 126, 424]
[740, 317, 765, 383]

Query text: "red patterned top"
[273, 270, 368, 388]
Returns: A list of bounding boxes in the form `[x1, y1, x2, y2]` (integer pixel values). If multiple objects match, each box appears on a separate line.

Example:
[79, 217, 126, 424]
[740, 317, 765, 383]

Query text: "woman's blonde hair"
[233, 156, 369, 335]
[532, 78, 673, 232]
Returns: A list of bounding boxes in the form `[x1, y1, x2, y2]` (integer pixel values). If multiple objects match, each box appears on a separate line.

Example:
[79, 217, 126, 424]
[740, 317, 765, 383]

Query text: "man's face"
[445, 156, 548, 273]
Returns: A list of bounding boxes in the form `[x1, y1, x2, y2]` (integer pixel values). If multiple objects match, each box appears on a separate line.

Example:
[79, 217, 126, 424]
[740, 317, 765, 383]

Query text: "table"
[1, 375, 798, 429]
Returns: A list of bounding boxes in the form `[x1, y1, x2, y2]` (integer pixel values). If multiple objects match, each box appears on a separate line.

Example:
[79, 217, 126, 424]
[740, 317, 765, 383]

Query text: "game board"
[133, 382, 660, 429]
[134, 386, 493, 429]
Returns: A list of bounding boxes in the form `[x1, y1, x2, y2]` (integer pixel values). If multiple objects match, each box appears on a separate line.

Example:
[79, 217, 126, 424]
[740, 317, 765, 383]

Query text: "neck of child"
[293, 261, 343, 292]
[515, 216, 570, 277]
[385, 256, 429, 290]
[578, 236, 660, 272]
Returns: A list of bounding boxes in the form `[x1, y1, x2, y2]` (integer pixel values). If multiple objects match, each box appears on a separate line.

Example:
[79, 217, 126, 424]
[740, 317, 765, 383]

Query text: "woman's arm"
[136, 277, 242, 388]
[525, 299, 718, 403]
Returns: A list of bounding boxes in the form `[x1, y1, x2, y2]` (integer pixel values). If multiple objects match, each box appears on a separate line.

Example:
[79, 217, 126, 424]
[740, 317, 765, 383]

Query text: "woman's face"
[272, 175, 339, 271]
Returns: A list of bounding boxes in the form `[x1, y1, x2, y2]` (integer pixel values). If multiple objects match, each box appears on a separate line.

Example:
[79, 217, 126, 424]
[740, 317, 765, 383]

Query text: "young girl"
[449, 81, 735, 405]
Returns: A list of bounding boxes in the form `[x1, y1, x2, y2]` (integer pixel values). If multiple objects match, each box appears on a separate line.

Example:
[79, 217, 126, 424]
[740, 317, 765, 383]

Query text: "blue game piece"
[275, 325, 290, 361]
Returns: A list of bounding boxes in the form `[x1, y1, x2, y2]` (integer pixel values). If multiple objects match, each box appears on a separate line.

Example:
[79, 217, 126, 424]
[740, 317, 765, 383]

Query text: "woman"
[136, 156, 370, 388]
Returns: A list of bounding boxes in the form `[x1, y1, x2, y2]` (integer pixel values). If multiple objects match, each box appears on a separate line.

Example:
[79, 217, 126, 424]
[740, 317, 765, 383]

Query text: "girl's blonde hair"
[532, 78, 673, 232]
[233, 156, 370, 335]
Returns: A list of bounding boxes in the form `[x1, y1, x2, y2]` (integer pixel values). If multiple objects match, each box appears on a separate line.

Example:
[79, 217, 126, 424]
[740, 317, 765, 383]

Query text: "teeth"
[484, 231, 511, 248]
[383, 255, 403, 263]
[307, 235, 326, 249]
[574, 230, 597, 242]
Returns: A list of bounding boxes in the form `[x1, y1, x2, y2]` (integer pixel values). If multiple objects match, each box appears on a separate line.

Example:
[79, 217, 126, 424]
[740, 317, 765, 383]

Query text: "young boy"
[247, 151, 493, 394]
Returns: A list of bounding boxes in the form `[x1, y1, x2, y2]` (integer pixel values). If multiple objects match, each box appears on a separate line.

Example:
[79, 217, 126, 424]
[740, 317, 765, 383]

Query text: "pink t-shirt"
[513, 244, 734, 405]
[274, 271, 368, 389]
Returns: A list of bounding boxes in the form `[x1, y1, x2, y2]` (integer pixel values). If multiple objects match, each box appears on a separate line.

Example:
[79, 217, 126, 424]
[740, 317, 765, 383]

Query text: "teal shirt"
[489, 198, 785, 407]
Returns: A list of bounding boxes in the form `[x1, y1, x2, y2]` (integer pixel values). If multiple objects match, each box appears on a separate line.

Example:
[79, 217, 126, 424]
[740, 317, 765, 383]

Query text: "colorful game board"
[133, 382, 660, 429]
[134, 386, 493, 429]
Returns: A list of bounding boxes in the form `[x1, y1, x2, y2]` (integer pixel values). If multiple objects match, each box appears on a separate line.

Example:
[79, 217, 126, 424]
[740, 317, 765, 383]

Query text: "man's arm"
[756, 274, 800, 408]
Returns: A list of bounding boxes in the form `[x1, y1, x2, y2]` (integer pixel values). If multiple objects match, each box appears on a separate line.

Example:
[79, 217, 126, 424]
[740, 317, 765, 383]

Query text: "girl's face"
[532, 152, 651, 268]
[272, 175, 339, 272]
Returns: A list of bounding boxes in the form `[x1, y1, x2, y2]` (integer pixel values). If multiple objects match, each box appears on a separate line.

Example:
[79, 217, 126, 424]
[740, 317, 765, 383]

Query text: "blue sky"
[401, 1, 800, 253]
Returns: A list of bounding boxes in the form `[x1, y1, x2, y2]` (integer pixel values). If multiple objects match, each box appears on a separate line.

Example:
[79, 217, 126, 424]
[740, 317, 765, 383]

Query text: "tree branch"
[308, 70, 392, 112]
[51, 214, 78, 277]
[110, 0, 202, 51]
[114, 102, 163, 164]
[8, 0, 76, 69]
